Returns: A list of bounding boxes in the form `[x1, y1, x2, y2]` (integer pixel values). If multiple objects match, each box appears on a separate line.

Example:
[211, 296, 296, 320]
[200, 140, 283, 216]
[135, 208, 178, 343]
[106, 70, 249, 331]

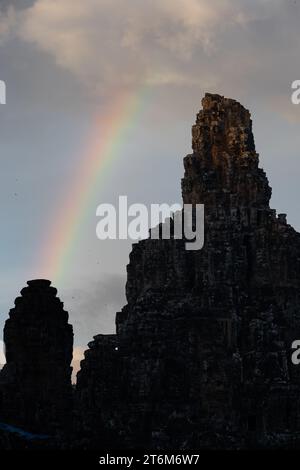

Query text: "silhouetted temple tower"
[0, 280, 73, 434]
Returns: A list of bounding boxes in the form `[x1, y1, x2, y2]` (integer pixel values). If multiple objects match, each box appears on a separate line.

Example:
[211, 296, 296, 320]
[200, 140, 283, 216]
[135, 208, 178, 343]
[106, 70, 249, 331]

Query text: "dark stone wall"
[0, 279, 73, 435]
[75, 94, 300, 449]
[1, 94, 300, 450]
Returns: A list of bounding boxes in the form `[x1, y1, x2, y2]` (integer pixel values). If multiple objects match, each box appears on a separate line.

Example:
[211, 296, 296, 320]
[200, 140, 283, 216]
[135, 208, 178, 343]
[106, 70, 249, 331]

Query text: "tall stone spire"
[182, 93, 272, 209]
[0, 280, 73, 434]
[76, 94, 300, 449]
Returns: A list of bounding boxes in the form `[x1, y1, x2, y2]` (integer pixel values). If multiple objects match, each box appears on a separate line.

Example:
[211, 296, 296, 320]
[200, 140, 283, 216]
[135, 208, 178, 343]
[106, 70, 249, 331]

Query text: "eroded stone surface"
[0, 280, 73, 435]
[76, 94, 300, 449]
[2, 94, 300, 450]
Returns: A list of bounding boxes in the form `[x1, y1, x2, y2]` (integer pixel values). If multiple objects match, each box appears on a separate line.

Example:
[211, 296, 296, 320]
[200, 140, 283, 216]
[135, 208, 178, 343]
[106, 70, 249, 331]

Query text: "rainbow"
[37, 88, 150, 284]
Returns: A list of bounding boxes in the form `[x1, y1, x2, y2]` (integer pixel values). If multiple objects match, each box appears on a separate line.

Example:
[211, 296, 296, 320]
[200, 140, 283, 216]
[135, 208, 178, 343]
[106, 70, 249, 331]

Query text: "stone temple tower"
[76, 94, 300, 449]
[0, 280, 73, 434]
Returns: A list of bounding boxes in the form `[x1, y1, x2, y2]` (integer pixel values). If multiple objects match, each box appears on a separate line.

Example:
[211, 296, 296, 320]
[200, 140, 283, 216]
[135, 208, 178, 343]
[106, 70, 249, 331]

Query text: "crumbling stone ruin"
[1, 94, 300, 450]
[0, 280, 73, 436]
[76, 94, 300, 449]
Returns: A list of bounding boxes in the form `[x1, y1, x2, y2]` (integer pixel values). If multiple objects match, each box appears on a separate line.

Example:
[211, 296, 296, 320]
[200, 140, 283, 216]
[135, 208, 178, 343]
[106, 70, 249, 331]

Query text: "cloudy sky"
[1, 0, 300, 366]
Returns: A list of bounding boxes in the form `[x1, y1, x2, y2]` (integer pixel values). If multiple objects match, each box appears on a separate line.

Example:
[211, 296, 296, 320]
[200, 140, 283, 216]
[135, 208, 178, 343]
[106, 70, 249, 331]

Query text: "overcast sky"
[1, 0, 300, 363]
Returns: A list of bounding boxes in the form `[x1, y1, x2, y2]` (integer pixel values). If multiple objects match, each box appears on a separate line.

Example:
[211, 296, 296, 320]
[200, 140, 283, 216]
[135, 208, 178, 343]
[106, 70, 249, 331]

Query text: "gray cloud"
[0, 0, 33, 7]
[0, 0, 296, 121]
[61, 273, 126, 348]
[17, 0, 235, 91]
[0, 2, 283, 86]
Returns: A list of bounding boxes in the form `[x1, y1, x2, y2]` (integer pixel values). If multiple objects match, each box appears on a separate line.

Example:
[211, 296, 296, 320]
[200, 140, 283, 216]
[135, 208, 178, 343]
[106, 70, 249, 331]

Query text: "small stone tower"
[0, 280, 73, 434]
